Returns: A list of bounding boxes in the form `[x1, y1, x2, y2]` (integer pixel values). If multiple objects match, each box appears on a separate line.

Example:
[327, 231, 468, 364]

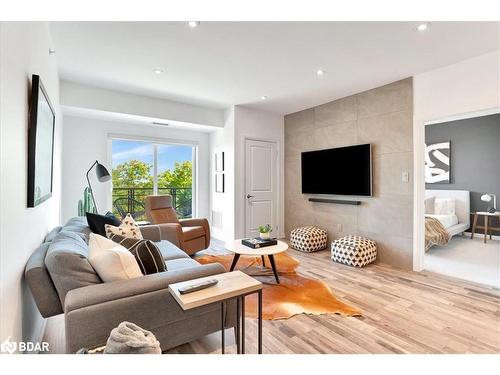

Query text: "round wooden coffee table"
[225, 239, 289, 284]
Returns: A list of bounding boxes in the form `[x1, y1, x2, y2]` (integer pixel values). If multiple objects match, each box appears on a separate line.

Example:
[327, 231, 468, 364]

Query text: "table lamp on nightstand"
[481, 193, 497, 213]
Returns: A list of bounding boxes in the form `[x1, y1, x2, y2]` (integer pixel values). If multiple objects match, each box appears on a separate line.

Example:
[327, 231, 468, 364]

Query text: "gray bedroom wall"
[425, 113, 500, 234]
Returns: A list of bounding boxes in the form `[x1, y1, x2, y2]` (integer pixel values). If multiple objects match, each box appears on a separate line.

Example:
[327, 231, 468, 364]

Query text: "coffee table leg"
[229, 254, 240, 271]
[241, 296, 245, 354]
[258, 290, 262, 354]
[268, 255, 280, 284]
[236, 298, 241, 354]
[261, 255, 266, 267]
[221, 301, 225, 354]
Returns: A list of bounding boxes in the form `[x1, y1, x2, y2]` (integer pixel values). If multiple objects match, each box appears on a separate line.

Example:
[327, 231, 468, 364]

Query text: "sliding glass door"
[111, 138, 195, 220]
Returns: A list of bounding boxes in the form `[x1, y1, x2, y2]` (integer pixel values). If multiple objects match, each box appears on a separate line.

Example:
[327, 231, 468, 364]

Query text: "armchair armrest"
[140, 223, 184, 248]
[65, 263, 225, 313]
[179, 218, 211, 247]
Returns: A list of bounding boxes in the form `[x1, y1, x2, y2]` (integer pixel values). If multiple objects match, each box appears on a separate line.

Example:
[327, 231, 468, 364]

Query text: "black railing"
[112, 187, 192, 221]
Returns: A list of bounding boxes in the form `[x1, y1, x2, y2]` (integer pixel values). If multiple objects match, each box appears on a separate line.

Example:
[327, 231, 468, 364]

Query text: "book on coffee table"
[241, 237, 278, 249]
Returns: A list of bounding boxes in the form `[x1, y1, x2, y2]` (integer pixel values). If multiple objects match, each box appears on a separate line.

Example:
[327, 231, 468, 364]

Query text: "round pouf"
[290, 226, 328, 252]
[331, 235, 377, 267]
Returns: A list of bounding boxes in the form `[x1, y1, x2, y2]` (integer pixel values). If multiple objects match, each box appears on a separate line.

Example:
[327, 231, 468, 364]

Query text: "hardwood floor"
[43, 246, 500, 354]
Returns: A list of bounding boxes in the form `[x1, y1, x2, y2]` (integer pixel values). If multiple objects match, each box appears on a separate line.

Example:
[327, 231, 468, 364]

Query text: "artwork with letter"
[27, 75, 56, 207]
[425, 141, 450, 184]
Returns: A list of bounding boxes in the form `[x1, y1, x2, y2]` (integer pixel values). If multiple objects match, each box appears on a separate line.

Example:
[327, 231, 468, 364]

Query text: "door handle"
[246, 194, 255, 199]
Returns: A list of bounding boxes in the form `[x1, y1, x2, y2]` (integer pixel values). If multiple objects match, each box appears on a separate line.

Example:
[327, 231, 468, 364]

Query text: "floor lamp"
[86, 160, 111, 213]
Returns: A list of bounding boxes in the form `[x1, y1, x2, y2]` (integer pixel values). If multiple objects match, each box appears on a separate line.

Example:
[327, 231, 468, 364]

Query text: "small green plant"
[258, 224, 272, 233]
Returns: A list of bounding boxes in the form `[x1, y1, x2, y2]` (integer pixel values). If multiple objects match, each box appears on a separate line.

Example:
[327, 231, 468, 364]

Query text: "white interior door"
[245, 139, 277, 238]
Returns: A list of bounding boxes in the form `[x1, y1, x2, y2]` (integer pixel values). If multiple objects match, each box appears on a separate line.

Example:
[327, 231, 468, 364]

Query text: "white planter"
[259, 232, 270, 240]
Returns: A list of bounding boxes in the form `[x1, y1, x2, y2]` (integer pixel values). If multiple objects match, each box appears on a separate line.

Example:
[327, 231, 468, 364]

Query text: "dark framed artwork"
[27, 75, 56, 207]
[424, 141, 450, 184]
[215, 151, 225, 172]
[215, 173, 225, 193]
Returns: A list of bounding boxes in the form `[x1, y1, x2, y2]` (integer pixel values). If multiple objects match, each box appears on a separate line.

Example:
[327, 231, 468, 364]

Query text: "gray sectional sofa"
[25, 217, 235, 353]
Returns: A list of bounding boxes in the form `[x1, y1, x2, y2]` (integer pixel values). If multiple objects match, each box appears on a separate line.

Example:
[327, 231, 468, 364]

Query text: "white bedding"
[425, 214, 459, 229]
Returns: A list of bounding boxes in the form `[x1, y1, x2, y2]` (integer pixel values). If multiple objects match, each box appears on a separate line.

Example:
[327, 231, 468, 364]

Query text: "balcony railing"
[112, 187, 192, 221]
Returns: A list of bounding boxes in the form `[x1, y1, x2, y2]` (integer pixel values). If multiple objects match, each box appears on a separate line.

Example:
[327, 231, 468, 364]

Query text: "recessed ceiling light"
[316, 69, 325, 76]
[261, 95, 268, 100]
[153, 68, 164, 75]
[187, 21, 200, 28]
[416, 23, 430, 32]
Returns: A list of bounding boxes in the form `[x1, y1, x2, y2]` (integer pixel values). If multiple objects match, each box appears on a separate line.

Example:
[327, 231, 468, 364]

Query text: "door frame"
[412, 106, 500, 271]
[240, 135, 282, 239]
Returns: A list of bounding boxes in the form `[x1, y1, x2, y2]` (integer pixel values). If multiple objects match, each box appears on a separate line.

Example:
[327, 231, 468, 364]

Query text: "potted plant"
[258, 224, 272, 240]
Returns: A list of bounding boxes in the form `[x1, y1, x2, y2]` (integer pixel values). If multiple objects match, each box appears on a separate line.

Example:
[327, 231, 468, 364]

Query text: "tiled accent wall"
[285, 78, 414, 269]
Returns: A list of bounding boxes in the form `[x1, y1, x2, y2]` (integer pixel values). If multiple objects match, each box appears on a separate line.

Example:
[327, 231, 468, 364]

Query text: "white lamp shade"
[481, 194, 492, 202]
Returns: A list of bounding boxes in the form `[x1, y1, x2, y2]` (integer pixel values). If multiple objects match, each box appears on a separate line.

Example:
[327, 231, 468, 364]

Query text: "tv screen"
[301, 144, 372, 196]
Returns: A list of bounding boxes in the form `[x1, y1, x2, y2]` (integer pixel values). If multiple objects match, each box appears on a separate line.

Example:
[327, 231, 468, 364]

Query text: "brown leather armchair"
[144, 195, 210, 256]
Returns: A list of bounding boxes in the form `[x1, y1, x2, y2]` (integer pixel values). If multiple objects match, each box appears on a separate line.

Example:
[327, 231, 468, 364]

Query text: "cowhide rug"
[195, 252, 361, 320]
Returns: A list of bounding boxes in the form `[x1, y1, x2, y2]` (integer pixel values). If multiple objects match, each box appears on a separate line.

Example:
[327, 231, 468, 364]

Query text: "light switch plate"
[402, 171, 410, 182]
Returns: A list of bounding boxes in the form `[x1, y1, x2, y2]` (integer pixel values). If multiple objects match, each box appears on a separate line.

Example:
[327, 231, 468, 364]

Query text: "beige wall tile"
[311, 121, 358, 150]
[284, 108, 315, 135]
[357, 110, 413, 154]
[284, 77, 414, 270]
[356, 230, 413, 270]
[373, 152, 413, 196]
[356, 78, 413, 119]
[357, 195, 413, 238]
[314, 95, 357, 127]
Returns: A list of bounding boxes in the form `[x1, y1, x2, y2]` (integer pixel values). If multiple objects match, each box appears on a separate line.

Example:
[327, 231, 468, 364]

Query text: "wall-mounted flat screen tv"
[301, 144, 372, 196]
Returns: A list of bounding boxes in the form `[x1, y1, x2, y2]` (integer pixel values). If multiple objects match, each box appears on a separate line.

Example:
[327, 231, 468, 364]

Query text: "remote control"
[178, 279, 218, 294]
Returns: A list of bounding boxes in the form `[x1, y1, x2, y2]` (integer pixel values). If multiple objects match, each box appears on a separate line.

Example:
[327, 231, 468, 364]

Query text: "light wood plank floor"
[43, 245, 500, 354]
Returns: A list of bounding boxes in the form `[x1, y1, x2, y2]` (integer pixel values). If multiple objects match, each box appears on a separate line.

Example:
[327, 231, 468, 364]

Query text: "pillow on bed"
[424, 196, 435, 214]
[434, 198, 455, 215]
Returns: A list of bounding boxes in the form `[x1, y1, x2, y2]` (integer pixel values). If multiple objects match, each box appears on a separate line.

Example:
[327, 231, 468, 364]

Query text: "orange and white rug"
[195, 252, 361, 320]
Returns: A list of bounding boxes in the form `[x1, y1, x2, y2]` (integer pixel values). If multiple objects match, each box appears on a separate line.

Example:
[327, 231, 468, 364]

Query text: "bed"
[425, 190, 470, 237]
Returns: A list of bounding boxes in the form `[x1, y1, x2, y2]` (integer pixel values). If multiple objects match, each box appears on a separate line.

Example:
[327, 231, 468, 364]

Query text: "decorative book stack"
[241, 238, 278, 249]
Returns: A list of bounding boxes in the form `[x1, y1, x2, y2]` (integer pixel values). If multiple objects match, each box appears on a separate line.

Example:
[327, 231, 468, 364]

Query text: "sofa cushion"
[165, 258, 200, 272]
[181, 226, 205, 241]
[108, 233, 167, 274]
[105, 213, 143, 240]
[88, 234, 143, 282]
[25, 242, 64, 317]
[156, 240, 189, 261]
[86, 212, 121, 237]
[45, 231, 102, 307]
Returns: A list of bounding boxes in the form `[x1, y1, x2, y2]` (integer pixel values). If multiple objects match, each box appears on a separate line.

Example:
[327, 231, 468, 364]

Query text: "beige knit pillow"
[105, 213, 143, 240]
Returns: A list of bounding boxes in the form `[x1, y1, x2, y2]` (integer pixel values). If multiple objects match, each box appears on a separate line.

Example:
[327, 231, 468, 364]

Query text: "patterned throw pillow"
[105, 213, 143, 240]
[108, 233, 167, 275]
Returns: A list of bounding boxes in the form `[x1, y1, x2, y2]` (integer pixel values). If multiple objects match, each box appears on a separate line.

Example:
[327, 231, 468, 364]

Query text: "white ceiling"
[50, 22, 499, 115]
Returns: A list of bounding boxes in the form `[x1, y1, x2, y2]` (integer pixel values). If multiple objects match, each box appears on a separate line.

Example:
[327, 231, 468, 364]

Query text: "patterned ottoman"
[290, 226, 328, 252]
[331, 235, 377, 267]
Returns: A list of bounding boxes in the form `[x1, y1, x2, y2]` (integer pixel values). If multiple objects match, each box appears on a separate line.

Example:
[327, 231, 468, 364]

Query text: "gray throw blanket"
[103, 321, 161, 354]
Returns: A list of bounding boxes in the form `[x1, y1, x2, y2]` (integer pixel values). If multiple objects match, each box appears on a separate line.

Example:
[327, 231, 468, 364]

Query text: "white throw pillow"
[434, 198, 455, 215]
[88, 233, 143, 282]
[105, 213, 143, 240]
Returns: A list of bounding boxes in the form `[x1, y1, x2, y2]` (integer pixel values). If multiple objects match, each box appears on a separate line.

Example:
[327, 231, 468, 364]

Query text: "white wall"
[0, 22, 62, 348]
[412, 50, 500, 270]
[234, 106, 285, 239]
[208, 106, 285, 242]
[61, 115, 211, 223]
[61, 81, 225, 129]
[209, 108, 235, 241]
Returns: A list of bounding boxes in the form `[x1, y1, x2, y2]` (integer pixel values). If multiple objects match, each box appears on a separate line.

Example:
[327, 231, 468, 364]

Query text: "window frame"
[107, 134, 198, 218]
